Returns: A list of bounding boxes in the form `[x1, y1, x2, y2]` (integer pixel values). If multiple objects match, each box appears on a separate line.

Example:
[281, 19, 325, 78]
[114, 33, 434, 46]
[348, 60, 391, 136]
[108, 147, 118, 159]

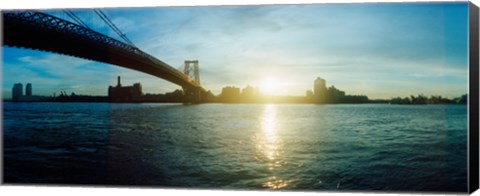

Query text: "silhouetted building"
[142, 90, 186, 102]
[220, 86, 240, 103]
[327, 85, 346, 103]
[26, 83, 32, 96]
[456, 94, 468, 104]
[10, 82, 51, 102]
[204, 90, 216, 102]
[306, 90, 314, 102]
[12, 83, 23, 101]
[342, 95, 369, 103]
[314, 77, 327, 103]
[241, 85, 261, 102]
[306, 90, 314, 97]
[312, 77, 363, 103]
[108, 76, 143, 102]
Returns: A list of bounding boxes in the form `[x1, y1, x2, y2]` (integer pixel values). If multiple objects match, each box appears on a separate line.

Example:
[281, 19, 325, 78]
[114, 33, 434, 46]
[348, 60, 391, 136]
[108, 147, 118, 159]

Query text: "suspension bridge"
[2, 9, 208, 103]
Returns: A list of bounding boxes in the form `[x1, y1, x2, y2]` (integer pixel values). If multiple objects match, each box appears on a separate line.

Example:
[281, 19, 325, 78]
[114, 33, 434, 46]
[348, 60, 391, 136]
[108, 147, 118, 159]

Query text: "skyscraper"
[26, 83, 32, 96]
[12, 83, 23, 101]
[314, 77, 327, 103]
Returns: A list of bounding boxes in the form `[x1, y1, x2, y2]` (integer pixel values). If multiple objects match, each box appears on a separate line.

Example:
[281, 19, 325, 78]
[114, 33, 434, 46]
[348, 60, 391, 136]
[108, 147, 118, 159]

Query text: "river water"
[2, 103, 468, 192]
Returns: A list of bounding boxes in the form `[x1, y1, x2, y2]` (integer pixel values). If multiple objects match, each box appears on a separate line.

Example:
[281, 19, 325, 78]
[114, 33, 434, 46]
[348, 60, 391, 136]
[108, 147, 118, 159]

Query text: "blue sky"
[2, 2, 469, 99]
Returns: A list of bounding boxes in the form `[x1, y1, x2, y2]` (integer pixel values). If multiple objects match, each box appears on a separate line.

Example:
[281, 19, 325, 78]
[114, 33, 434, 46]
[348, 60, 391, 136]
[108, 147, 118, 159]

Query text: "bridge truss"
[3, 10, 207, 102]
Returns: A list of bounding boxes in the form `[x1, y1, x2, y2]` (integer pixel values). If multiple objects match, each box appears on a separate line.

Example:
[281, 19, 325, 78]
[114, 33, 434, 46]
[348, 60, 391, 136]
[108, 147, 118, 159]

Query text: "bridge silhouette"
[2, 10, 208, 103]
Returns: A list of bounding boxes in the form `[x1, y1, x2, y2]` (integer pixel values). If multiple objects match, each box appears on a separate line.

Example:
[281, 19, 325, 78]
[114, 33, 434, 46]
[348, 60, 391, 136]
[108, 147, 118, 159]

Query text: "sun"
[260, 77, 280, 95]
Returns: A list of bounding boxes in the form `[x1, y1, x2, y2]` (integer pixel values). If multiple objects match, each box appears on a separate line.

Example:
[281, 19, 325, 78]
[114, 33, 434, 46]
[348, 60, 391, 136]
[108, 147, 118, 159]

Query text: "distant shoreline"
[2, 99, 467, 105]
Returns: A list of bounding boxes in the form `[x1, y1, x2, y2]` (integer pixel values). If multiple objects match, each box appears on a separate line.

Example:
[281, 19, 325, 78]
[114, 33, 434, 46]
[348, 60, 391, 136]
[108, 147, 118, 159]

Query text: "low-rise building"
[108, 76, 143, 102]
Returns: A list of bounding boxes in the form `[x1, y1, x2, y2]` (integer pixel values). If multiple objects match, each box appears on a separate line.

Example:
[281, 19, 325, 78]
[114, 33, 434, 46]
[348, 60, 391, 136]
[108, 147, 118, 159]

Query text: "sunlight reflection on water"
[261, 104, 277, 161]
[3, 103, 468, 191]
[259, 104, 292, 189]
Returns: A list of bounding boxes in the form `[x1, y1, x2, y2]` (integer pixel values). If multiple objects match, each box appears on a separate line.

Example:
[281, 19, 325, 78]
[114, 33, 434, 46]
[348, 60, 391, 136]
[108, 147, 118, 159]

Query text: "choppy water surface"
[3, 103, 468, 192]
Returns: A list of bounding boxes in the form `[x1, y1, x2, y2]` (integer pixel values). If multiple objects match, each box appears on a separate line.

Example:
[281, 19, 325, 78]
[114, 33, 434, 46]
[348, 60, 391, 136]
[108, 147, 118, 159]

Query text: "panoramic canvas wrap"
[2, 2, 479, 193]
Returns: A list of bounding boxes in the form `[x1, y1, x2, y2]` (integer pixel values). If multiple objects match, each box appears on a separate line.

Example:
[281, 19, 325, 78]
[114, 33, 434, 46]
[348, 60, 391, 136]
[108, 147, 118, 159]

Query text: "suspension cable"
[93, 9, 136, 47]
[63, 10, 90, 29]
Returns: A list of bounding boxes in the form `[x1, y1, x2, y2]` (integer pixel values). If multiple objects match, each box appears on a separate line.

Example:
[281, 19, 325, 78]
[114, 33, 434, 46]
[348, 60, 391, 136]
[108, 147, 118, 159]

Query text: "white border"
[1, 0, 479, 196]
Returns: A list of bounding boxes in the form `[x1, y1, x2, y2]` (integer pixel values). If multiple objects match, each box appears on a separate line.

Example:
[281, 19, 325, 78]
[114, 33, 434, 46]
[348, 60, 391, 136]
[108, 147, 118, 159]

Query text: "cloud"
[2, 3, 470, 99]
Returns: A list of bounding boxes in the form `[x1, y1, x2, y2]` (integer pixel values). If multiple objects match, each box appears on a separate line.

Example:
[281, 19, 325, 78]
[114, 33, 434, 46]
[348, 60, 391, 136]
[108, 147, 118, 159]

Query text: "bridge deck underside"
[3, 14, 202, 91]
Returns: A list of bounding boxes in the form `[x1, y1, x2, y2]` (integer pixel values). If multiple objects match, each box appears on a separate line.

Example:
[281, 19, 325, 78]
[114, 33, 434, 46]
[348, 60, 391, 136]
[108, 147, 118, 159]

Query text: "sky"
[2, 2, 470, 99]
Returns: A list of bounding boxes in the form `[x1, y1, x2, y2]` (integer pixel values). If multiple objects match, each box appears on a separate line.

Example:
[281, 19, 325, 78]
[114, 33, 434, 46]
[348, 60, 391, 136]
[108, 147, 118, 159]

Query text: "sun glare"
[260, 78, 280, 95]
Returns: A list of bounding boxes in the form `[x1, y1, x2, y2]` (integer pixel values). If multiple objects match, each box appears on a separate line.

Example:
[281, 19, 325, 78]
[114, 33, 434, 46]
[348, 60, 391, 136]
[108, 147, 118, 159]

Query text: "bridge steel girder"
[2, 11, 206, 98]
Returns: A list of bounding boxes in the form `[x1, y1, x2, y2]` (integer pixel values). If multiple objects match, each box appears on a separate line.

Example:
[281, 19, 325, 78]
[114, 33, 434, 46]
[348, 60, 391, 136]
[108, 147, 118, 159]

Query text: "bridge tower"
[183, 60, 201, 103]
[184, 60, 200, 85]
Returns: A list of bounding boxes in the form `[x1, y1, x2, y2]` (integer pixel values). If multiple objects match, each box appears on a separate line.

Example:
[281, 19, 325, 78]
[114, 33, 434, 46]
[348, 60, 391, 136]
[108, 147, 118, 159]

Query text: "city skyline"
[2, 2, 469, 99]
